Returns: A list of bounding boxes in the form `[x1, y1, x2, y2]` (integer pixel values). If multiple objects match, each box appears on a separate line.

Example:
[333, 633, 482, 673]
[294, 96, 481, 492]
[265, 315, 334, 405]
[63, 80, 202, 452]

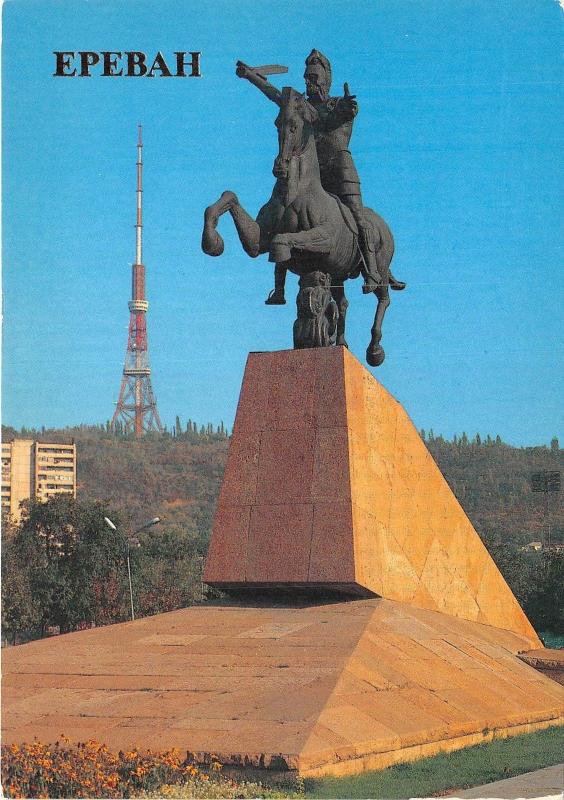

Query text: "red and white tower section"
[112, 126, 163, 437]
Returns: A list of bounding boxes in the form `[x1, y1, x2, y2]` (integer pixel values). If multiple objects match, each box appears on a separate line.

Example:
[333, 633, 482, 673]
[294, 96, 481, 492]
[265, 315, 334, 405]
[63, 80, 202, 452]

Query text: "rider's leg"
[342, 194, 383, 294]
[265, 264, 287, 305]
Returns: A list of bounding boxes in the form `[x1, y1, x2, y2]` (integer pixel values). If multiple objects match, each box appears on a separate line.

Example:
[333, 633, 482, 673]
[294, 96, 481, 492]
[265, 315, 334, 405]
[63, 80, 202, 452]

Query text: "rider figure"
[237, 49, 383, 304]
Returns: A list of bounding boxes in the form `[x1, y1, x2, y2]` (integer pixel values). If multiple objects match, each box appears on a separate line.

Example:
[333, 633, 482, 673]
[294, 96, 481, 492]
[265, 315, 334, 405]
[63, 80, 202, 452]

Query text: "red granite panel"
[265, 349, 316, 431]
[309, 502, 356, 584]
[246, 503, 314, 582]
[312, 426, 351, 502]
[231, 353, 273, 436]
[313, 346, 347, 429]
[217, 430, 261, 506]
[203, 505, 251, 583]
[256, 428, 316, 505]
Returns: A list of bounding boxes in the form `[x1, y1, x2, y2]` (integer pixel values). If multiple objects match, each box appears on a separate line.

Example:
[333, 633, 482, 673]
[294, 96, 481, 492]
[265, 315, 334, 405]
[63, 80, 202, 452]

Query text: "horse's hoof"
[366, 345, 385, 367]
[336, 337, 349, 348]
[201, 230, 224, 257]
[265, 289, 286, 305]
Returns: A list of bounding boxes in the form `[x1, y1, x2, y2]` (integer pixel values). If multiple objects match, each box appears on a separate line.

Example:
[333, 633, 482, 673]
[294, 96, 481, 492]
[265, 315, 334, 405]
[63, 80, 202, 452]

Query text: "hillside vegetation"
[4, 423, 561, 549]
[2, 423, 562, 637]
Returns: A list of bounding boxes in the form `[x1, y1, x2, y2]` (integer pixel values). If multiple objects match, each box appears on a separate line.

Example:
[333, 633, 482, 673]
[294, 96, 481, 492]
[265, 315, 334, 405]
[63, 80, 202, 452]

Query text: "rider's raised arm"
[236, 61, 282, 106]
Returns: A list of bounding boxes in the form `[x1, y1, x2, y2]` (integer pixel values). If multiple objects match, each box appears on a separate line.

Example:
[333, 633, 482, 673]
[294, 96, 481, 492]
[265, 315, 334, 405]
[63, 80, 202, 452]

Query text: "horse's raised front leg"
[366, 286, 390, 367]
[331, 283, 349, 347]
[229, 203, 262, 258]
[202, 191, 261, 258]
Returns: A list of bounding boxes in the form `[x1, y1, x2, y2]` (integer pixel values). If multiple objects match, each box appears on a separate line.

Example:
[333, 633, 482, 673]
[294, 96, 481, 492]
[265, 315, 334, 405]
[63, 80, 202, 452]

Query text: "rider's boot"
[346, 204, 383, 293]
[265, 264, 287, 305]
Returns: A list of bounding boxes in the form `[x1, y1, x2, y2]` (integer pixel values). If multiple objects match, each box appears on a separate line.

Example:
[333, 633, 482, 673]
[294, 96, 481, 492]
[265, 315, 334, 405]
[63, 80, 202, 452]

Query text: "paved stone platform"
[3, 599, 563, 777]
[519, 649, 564, 687]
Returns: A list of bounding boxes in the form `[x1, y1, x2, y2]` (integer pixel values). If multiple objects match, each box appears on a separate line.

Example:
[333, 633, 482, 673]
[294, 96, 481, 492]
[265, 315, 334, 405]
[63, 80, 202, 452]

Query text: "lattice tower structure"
[112, 126, 163, 437]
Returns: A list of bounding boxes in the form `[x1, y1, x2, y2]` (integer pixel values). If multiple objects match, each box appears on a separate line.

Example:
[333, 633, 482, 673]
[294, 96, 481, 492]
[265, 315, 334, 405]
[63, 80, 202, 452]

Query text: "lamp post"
[104, 516, 161, 621]
[530, 471, 560, 549]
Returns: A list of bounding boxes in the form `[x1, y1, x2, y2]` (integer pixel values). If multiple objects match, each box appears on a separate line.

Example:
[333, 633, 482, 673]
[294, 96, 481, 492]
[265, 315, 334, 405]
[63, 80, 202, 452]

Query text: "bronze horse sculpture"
[202, 86, 405, 366]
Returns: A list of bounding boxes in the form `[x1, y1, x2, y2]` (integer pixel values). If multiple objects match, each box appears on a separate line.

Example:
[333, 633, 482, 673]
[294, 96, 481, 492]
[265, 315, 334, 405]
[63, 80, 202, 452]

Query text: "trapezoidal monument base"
[2, 600, 562, 778]
[205, 346, 539, 645]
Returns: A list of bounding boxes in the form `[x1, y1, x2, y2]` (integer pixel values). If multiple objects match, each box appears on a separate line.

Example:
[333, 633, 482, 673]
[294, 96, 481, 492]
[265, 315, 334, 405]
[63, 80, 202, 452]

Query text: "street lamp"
[104, 516, 161, 621]
[530, 471, 561, 549]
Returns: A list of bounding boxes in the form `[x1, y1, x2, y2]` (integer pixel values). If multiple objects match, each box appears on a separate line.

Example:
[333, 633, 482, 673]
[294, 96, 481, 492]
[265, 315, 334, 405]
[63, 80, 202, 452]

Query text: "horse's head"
[273, 87, 318, 180]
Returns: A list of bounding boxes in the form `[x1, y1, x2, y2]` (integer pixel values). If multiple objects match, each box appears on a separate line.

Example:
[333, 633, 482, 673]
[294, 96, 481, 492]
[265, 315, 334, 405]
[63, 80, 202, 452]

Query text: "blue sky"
[2, 0, 563, 444]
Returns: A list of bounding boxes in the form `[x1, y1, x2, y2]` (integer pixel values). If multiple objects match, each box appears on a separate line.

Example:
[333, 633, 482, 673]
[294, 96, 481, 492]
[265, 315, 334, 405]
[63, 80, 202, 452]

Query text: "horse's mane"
[281, 86, 318, 124]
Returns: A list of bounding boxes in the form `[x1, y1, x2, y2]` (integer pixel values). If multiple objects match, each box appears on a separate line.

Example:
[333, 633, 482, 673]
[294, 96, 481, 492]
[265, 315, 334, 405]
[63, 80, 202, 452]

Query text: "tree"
[524, 553, 564, 634]
[550, 437, 559, 454]
[133, 527, 201, 617]
[2, 496, 129, 639]
[482, 534, 535, 610]
[1, 557, 40, 644]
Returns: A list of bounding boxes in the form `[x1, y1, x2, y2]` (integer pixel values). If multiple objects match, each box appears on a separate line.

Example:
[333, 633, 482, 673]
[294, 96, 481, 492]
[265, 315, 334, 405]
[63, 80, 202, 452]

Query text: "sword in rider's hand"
[236, 60, 288, 82]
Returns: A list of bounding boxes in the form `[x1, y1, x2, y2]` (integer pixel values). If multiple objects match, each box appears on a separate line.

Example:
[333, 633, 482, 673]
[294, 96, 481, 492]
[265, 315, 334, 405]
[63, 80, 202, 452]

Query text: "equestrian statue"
[202, 50, 405, 366]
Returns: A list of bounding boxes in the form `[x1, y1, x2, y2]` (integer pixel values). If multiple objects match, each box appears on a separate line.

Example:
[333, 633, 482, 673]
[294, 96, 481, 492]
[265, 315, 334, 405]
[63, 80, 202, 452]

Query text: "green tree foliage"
[524, 553, 564, 634]
[1, 560, 40, 645]
[1, 495, 207, 644]
[2, 496, 127, 641]
[134, 528, 202, 616]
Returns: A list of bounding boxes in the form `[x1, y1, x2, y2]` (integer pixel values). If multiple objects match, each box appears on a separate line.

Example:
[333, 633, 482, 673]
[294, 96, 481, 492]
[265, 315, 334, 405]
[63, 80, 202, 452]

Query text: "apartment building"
[1, 440, 76, 523]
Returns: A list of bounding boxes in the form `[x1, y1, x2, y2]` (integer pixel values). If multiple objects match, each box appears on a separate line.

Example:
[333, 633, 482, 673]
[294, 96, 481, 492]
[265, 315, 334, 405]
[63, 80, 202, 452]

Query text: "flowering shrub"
[1, 737, 218, 798]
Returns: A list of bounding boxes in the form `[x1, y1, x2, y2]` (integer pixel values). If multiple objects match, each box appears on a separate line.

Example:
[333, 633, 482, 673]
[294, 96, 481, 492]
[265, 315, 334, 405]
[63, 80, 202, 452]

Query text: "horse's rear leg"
[331, 283, 349, 348]
[366, 286, 390, 366]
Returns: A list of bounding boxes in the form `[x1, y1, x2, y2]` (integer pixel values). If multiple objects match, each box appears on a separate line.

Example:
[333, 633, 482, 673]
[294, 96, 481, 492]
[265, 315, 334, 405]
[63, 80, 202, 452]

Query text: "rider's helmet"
[304, 49, 332, 101]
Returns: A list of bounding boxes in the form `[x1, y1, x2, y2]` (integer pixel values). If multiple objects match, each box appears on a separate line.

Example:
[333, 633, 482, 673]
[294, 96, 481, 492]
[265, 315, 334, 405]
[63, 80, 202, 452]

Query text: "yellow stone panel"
[342, 348, 540, 643]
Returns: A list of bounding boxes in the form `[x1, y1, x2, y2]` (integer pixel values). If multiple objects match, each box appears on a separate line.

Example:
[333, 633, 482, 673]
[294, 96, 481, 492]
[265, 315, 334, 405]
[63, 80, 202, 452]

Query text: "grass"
[304, 725, 564, 799]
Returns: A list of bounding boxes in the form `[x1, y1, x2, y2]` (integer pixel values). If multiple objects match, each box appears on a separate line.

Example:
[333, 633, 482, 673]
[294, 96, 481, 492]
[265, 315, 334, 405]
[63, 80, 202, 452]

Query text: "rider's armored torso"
[310, 97, 361, 197]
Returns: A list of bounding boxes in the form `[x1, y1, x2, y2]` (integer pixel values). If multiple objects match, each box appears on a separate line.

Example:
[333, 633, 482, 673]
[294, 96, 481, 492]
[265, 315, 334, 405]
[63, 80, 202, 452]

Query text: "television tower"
[112, 125, 163, 437]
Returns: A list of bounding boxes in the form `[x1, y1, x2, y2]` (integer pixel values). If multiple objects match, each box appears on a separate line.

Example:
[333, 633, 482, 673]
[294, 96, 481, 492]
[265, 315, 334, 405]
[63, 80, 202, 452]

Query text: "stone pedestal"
[4, 347, 561, 778]
[205, 347, 539, 644]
